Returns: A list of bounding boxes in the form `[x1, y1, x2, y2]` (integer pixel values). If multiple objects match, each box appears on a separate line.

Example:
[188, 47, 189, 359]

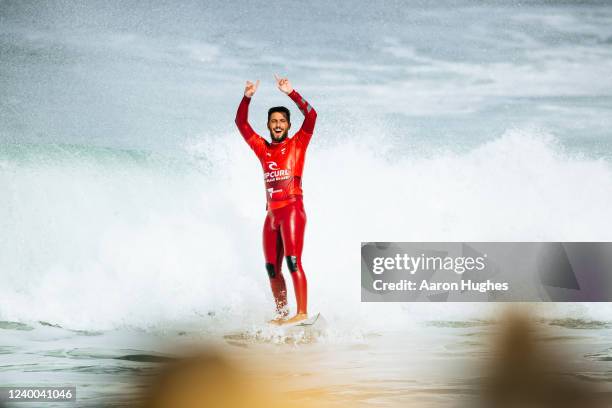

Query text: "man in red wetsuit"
[235, 75, 317, 325]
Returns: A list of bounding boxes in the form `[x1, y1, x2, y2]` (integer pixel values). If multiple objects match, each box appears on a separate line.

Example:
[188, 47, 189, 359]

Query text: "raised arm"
[235, 80, 259, 142]
[235, 80, 266, 155]
[288, 89, 317, 134]
[274, 74, 317, 135]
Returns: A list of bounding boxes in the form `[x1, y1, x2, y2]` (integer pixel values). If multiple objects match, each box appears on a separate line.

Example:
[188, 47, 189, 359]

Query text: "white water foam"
[1, 128, 611, 332]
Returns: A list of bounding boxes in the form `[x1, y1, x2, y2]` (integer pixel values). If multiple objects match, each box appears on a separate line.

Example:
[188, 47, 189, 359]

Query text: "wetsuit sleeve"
[235, 95, 266, 157]
[288, 90, 317, 146]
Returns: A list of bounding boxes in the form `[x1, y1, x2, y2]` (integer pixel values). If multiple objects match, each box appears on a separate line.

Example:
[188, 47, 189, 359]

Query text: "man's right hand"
[244, 80, 260, 98]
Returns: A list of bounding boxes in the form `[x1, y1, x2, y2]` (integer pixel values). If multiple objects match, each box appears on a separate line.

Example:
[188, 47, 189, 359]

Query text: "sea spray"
[1, 129, 612, 331]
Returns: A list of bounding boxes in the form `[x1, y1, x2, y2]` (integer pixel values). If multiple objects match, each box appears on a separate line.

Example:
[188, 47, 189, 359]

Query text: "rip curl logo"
[264, 161, 291, 182]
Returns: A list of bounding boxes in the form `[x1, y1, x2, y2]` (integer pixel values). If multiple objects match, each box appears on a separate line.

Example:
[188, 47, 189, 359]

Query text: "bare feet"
[268, 316, 285, 325]
[274, 313, 308, 326]
[268, 309, 289, 325]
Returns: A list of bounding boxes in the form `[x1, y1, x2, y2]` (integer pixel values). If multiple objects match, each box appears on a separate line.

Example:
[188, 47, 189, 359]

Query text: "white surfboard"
[293, 312, 322, 327]
[280, 313, 326, 334]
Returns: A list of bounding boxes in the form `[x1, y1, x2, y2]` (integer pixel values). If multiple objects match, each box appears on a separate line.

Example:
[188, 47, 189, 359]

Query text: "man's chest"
[261, 143, 295, 173]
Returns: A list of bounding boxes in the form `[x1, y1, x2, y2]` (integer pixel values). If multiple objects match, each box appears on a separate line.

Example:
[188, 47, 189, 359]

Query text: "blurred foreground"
[127, 308, 611, 408]
[3, 306, 612, 407]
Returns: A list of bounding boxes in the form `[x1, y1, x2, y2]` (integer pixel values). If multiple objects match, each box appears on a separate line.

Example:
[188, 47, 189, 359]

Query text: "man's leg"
[279, 201, 307, 323]
[263, 212, 288, 317]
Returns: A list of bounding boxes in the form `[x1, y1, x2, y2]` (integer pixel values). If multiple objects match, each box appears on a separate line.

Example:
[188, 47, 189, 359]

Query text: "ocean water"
[1, 1, 612, 406]
[3, 315, 612, 407]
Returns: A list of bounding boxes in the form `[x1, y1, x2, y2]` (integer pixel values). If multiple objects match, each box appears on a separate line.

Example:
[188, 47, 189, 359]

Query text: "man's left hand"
[274, 74, 293, 95]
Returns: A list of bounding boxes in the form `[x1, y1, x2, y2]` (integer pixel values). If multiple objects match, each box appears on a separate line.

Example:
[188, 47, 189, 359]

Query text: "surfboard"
[285, 312, 321, 327]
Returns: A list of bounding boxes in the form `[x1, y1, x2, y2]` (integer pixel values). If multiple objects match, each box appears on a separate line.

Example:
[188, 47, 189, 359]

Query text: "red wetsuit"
[235, 90, 317, 315]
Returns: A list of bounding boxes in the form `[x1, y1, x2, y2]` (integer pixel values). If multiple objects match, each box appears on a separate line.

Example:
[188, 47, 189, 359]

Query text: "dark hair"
[267, 106, 290, 122]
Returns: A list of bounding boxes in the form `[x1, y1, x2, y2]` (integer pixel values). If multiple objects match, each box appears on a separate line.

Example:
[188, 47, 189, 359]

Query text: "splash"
[1, 129, 611, 331]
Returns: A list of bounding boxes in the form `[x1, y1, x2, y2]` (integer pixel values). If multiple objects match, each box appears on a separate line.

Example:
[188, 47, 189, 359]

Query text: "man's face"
[267, 112, 290, 142]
